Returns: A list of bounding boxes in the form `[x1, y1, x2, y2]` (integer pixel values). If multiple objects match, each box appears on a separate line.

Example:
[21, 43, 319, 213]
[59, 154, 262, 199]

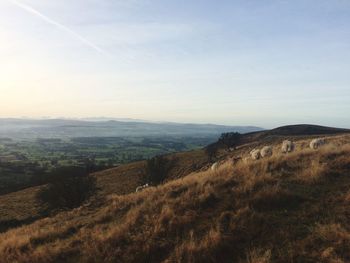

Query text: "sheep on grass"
[260, 146, 273, 158]
[250, 149, 261, 160]
[310, 138, 326, 150]
[282, 140, 295, 153]
[211, 162, 219, 171]
[136, 183, 149, 192]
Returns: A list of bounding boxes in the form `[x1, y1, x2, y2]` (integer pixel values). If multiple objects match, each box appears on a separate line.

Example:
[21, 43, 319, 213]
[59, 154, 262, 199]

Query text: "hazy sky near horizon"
[1, 0, 350, 128]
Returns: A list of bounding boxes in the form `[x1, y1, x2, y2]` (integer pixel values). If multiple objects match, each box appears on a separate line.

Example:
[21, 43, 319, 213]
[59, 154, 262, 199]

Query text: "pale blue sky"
[1, 0, 350, 128]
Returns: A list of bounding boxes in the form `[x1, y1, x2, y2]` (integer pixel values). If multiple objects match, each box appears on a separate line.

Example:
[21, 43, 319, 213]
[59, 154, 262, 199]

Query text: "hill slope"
[0, 186, 45, 232]
[0, 148, 211, 233]
[1, 134, 350, 262]
[1, 125, 349, 234]
[223, 124, 350, 147]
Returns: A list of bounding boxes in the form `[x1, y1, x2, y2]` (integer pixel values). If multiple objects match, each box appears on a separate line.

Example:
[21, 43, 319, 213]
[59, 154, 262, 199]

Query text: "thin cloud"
[8, 0, 104, 53]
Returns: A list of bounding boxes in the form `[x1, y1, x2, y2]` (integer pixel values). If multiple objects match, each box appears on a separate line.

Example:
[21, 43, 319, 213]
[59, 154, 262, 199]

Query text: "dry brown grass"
[244, 248, 271, 263]
[0, 148, 209, 234]
[1, 135, 350, 262]
[304, 223, 350, 263]
[0, 186, 45, 232]
[344, 191, 350, 203]
[295, 156, 327, 184]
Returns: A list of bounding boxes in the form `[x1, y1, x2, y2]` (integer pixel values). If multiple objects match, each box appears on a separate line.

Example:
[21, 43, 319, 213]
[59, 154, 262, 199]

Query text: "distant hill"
[211, 124, 350, 148]
[253, 124, 349, 136]
[0, 118, 262, 139]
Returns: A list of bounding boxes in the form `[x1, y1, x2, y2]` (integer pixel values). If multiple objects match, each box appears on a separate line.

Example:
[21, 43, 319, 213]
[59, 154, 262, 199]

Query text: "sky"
[0, 0, 350, 128]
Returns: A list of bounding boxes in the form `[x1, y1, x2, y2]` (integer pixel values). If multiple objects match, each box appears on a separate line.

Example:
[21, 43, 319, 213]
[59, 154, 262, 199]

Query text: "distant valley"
[0, 118, 262, 195]
[0, 118, 262, 139]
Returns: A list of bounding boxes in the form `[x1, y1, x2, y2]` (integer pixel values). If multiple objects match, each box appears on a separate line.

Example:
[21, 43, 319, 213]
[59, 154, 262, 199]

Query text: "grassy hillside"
[90, 148, 210, 197]
[0, 186, 45, 232]
[212, 124, 350, 149]
[0, 148, 210, 232]
[1, 134, 350, 262]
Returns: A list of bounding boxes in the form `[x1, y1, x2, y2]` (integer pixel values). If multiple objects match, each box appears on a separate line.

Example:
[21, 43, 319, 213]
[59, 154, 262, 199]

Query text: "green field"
[0, 136, 217, 194]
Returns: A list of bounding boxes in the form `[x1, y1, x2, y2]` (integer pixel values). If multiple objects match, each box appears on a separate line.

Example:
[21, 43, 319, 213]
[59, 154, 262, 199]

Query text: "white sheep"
[211, 162, 219, 171]
[281, 140, 295, 153]
[310, 138, 326, 150]
[135, 183, 149, 192]
[250, 149, 261, 160]
[260, 146, 273, 158]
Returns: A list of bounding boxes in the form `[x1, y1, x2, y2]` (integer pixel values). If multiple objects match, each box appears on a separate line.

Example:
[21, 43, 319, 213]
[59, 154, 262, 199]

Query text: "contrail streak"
[9, 0, 104, 53]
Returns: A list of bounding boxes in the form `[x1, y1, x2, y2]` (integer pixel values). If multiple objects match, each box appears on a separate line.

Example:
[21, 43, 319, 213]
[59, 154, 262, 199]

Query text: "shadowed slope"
[0, 148, 210, 232]
[0, 186, 45, 232]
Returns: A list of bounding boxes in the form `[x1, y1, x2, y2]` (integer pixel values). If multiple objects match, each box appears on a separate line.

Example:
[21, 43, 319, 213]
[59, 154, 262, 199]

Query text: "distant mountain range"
[0, 118, 263, 139]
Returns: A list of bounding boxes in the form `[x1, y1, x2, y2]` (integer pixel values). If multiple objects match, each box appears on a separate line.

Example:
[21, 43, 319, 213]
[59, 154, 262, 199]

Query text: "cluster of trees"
[36, 166, 97, 211]
[205, 132, 242, 161]
[36, 154, 177, 212]
[0, 157, 109, 195]
[36, 153, 177, 212]
[217, 132, 242, 149]
[146, 155, 176, 185]
[35, 153, 177, 212]
[0, 161, 47, 195]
